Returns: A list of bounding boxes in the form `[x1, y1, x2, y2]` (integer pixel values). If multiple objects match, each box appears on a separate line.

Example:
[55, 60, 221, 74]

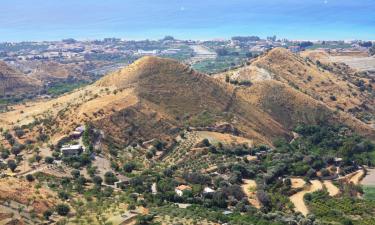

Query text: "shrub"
[7, 160, 17, 172]
[92, 176, 103, 186]
[123, 162, 136, 173]
[26, 174, 34, 182]
[104, 171, 118, 185]
[45, 156, 54, 164]
[71, 169, 80, 179]
[56, 204, 70, 216]
[43, 210, 53, 220]
[58, 191, 70, 200]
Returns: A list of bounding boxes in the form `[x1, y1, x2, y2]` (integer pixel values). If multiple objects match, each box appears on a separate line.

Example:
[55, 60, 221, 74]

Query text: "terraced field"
[163, 132, 199, 165]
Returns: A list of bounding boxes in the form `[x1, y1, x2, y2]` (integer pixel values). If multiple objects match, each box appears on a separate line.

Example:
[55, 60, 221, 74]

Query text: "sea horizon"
[1, 0, 374, 42]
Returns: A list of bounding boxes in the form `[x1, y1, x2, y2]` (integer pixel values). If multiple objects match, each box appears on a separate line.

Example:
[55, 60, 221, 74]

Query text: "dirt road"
[242, 179, 260, 209]
[323, 180, 340, 196]
[290, 180, 323, 216]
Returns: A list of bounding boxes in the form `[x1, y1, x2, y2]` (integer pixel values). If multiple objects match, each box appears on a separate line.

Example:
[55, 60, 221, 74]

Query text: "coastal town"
[1, 36, 373, 75]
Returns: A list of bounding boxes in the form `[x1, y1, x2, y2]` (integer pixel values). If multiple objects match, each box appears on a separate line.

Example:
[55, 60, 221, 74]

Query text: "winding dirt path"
[242, 179, 260, 209]
[323, 180, 340, 196]
[350, 170, 365, 185]
[290, 180, 323, 216]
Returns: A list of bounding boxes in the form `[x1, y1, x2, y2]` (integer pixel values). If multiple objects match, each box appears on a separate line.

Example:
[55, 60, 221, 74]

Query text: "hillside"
[1, 56, 373, 150]
[217, 48, 375, 124]
[0, 55, 374, 225]
[0, 61, 41, 96]
[96, 56, 288, 146]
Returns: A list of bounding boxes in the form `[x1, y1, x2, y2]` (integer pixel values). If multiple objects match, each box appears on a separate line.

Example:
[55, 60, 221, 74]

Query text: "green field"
[192, 56, 247, 74]
[47, 81, 88, 96]
[363, 186, 375, 200]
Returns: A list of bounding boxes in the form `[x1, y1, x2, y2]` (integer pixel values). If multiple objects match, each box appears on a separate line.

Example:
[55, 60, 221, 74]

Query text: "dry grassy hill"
[0, 55, 373, 151]
[29, 61, 97, 82]
[96, 56, 288, 146]
[0, 61, 41, 96]
[218, 48, 375, 124]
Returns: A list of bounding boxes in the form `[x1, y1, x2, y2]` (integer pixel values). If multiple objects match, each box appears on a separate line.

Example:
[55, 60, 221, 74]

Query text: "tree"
[1, 150, 9, 159]
[56, 204, 70, 216]
[163, 35, 175, 41]
[123, 162, 136, 173]
[136, 214, 155, 225]
[35, 154, 42, 163]
[257, 190, 271, 209]
[163, 168, 174, 177]
[26, 174, 34, 182]
[104, 171, 118, 185]
[109, 148, 118, 157]
[43, 210, 53, 220]
[212, 192, 227, 208]
[359, 41, 372, 48]
[284, 178, 292, 186]
[225, 75, 230, 83]
[202, 139, 210, 147]
[330, 95, 337, 101]
[7, 160, 17, 172]
[370, 45, 375, 56]
[58, 191, 70, 200]
[11, 145, 21, 156]
[299, 41, 313, 48]
[45, 156, 54, 164]
[87, 166, 98, 177]
[14, 129, 25, 138]
[71, 169, 80, 179]
[146, 151, 154, 159]
[92, 176, 103, 186]
[153, 140, 164, 151]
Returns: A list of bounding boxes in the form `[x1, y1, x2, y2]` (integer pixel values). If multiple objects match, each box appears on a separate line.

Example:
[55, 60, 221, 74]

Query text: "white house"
[175, 185, 192, 197]
[61, 145, 83, 157]
[203, 187, 216, 194]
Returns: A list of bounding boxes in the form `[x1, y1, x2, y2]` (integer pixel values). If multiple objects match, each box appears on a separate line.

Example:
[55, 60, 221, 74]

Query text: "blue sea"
[0, 0, 374, 41]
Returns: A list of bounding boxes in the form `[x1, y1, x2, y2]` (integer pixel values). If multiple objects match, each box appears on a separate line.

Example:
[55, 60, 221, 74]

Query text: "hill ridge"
[0, 61, 41, 95]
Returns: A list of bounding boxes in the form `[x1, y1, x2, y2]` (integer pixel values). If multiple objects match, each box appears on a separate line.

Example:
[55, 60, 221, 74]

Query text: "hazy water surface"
[0, 0, 374, 41]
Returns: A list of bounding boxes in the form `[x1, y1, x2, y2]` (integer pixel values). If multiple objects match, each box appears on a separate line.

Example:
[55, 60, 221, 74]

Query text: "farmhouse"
[175, 185, 192, 196]
[61, 145, 83, 157]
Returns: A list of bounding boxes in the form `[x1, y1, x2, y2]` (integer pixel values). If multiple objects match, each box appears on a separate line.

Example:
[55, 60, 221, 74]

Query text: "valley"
[0, 44, 374, 225]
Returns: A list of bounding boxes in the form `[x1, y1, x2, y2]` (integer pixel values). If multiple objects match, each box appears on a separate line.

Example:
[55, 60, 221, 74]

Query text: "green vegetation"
[363, 186, 375, 200]
[188, 111, 218, 127]
[370, 45, 375, 56]
[305, 190, 375, 224]
[2, 115, 374, 225]
[47, 80, 88, 96]
[56, 204, 70, 216]
[192, 56, 248, 74]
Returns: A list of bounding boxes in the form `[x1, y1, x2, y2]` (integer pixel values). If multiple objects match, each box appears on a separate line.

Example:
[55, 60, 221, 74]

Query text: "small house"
[175, 185, 192, 196]
[334, 157, 343, 166]
[61, 145, 83, 157]
[203, 187, 216, 194]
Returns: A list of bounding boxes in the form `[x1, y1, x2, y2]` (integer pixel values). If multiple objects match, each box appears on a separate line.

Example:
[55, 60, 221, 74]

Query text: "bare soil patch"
[290, 180, 323, 216]
[242, 179, 260, 209]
